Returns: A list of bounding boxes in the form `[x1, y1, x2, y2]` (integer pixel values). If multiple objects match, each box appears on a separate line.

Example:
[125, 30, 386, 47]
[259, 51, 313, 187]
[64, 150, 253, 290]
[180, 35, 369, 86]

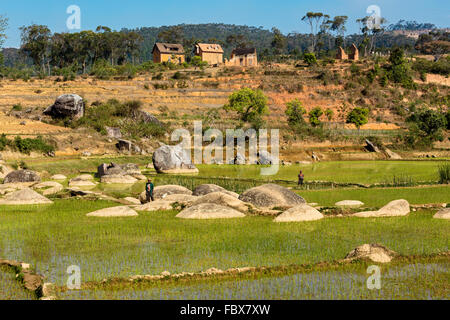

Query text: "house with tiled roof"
[152, 43, 185, 64]
[194, 43, 224, 66]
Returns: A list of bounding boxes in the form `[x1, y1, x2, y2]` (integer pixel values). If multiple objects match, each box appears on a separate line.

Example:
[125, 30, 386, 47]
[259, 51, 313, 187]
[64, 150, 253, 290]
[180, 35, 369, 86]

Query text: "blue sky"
[1, 0, 449, 48]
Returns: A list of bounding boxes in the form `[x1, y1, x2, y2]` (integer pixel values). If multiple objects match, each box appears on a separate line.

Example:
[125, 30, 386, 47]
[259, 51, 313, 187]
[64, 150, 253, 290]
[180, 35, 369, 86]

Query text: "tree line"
[0, 14, 448, 73]
[17, 25, 143, 75]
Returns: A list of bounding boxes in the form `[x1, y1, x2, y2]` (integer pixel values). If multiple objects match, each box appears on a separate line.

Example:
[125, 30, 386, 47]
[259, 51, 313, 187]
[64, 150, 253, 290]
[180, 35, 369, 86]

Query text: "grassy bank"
[0, 266, 36, 300]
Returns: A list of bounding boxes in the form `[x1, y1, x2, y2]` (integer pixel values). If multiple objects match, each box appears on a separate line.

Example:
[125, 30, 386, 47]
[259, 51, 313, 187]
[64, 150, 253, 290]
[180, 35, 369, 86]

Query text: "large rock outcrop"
[86, 206, 138, 217]
[97, 163, 125, 177]
[136, 111, 162, 126]
[162, 194, 198, 206]
[33, 181, 63, 196]
[134, 200, 175, 212]
[0, 163, 12, 179]
[97, 163, 143, 182]
[192, 184, 239, 198]
[68, 174, 96, 187]
[117, 140, 141, 154]
[274, 204, 324, 222]
[433, 208, 450, 220]
[384, 148, 402, 160]
[176, 203, 246, 220]
[345, 244, 397, 263]
[335, 200, 364, 208]
[154, 185, 193, 199]
[50, 174, 67, 181]
[354, 199, 410, 218]
[239, 184, 306, 208]
[0, 188, 53, 205]
[100, 175, 138, 184]
[152, 144, 198, 174]
[365, 139, 381, 153]
[190, 192, 252, 213]
[3, 170, 40, 184]
[258, 151, 274, 165]
[44, 94, 85, 120]
[139, 185, 193, 203]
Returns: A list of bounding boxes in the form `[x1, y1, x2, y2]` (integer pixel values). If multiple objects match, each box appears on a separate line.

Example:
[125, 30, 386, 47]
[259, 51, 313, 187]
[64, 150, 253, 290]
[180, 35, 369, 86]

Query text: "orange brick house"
[194, 43, 224, 65]
[152, 43, 185, 64]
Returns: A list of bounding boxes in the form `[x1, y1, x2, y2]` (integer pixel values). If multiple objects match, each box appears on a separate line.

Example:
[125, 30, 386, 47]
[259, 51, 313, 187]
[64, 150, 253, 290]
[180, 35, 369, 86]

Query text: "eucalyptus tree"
[19, 24, 52, 74]
[301, 12, 329, 53]
[356, 16, 387, 55]
[0, 14, 7, 47]
[0, 14, 8, 66]
[330, 16, 348, 47]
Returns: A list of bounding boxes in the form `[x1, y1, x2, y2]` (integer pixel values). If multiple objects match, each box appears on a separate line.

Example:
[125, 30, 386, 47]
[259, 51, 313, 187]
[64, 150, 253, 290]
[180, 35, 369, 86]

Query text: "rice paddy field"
[56, 259, 450, 300]
[17, 157, 448, 185]
[0, 200, 449, 285]
[0, 158, 449, 300]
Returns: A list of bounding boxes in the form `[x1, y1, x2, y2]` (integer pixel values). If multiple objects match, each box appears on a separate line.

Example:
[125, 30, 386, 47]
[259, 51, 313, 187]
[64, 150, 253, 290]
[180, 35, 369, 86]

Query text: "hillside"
[0, 56, 448, 160]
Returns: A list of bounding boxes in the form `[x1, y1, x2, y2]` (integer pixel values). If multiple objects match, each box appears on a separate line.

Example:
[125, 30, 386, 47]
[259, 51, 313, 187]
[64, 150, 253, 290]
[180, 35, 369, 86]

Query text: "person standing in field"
[145, 179, 154, 202]
[298, 170, 304, 186]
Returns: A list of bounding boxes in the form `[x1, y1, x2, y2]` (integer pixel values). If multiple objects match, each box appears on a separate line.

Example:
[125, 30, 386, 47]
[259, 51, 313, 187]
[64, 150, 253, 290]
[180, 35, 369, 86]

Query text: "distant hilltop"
[390, 28, 450, 40]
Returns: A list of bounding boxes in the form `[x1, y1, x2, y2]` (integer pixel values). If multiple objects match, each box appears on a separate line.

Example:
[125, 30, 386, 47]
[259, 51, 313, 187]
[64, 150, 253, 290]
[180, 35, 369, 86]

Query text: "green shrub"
[407, 108, 447, 141]
[11, 104, 23, 111]
[309, 107, 323, 127]
[0, 134, 8, 151]
[346, 107, 369, 130]
[117, 64, 138, 79]
[71, 99, 166, 139]
[303, 53, 317, 66]
[172, 71, 187, 80]
[90, 59, 117, 79]
[152, 73, 163, 80]
[350, 63, 360, 76]
[413, 57, 450, 76]
[11, 136, 54, 155]
[285, 99, 306, 128]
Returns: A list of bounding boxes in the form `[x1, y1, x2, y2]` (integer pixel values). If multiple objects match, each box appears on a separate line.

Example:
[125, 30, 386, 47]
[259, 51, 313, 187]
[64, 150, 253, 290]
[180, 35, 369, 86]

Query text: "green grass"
[55, 258, 450, 300]
[300, 185, 450, 207]
[15, 156, 150, 176]
[0, 200, 448, 286]
[0, 266, 36, 300]
[194, 161, 447, 184]
[14, 158, 448, 185]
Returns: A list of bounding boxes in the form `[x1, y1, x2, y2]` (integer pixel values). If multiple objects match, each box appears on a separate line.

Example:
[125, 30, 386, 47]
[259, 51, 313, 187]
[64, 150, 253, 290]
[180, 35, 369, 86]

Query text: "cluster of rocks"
[120, 243, 399, 284]
[152, 144, 281, 170]
[0, 259, 55, 300]
[0, 166, 447, 224]
[97, 163, 146, 184]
